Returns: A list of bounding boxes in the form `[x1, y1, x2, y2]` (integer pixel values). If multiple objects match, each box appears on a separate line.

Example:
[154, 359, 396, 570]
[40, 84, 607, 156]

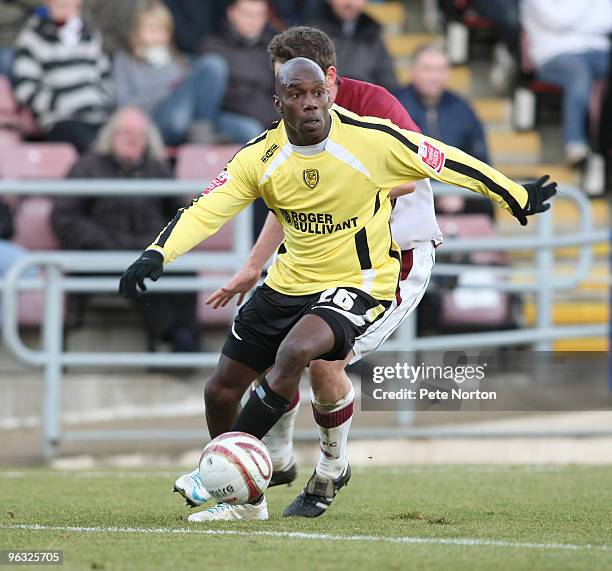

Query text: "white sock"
[312, 385, 355, 480]
[261, 389, 300, 471]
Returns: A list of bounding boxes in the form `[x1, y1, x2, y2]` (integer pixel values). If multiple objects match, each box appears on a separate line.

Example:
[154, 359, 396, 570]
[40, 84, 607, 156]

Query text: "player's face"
[275, 72, 331, 145]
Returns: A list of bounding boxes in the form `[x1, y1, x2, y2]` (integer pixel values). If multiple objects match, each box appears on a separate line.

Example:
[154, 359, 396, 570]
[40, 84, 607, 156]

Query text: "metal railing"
[0, 181, 609, 458]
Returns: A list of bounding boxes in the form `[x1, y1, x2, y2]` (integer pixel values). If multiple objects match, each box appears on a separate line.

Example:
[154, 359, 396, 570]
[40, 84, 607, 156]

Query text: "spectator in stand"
[474, 0, 520, 93]
[436, 0, 520, 93]
[51, 107, 201, 353]
[395, 43, 492, 217]
[12, 0, 114, 153]
[0, 0, 39, 78]
[521, 0, 612, 167]
[396, 44, 489, 163]
[308, 0, 398, 91]
[598, 42, 612, 193]
[201, 0, 278, 143]
[268, 0, 325, 26]
[113, 0, 228, 146]
[162, 0, 228, 56]
[84, 0, 140, 54]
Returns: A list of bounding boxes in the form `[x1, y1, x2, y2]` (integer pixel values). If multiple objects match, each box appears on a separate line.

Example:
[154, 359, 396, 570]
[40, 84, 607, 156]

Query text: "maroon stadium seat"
[436, 214, 513, 329]
[176, 146, 249, 325]
[176, 145, 241, 251]
[0, 128, 20, 148]
[4, 143, 77, 251]
[0, 75, 18, 128]
[196, 271, 237, 327]
[12, 197, 59, 250]
[175, 144, 240, 180]
[437, 214, 506, 265]
[1, 144, 77, 326]
[0, 142, 77, 179]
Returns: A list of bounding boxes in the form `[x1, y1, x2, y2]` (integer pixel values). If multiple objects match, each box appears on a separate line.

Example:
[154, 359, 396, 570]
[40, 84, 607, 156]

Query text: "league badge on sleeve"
[418, 141, 446, 174]
[202, 171, 232, 195]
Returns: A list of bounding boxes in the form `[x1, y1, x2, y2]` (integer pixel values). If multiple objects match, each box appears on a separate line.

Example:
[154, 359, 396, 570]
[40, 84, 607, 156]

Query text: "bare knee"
[204, 375, 242, 412]
[276, 337, 316, 376]
[309, 358, 352, 403]
[309, 359, 344, 386]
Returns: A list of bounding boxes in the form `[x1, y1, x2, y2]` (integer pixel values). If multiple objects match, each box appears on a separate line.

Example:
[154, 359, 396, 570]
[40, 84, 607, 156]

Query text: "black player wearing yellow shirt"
[119, 58, 556, 522]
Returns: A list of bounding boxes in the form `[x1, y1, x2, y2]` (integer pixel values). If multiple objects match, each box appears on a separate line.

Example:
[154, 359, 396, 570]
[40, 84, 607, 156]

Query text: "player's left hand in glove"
[119, 250, 164, 299]
[516, 175, 558, 226]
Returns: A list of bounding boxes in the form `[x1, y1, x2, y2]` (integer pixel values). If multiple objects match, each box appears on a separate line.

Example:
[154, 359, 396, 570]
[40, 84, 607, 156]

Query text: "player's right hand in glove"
[119, 250, 164, 299]
[517, 175, 558, 226]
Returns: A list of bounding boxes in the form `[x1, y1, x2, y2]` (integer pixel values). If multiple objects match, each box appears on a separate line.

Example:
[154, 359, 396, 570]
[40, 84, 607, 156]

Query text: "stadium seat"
[445, 0, 494, 65]
[176, 144, 241, 251]
[12, 197, 59, 250]
[196, 271, 237, 327]
[17, 290, 48, 327]
[0, 128, 20, 148]
[433, 215, 518, 330]
[175, 144, 240, 181]
[437, 214, 506, 265]
[0, 75, 18, 128]
[0, 143, 77, 179]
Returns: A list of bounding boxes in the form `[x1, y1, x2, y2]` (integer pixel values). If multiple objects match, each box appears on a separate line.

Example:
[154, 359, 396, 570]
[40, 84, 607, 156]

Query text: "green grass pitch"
[1, 465, 611, 571]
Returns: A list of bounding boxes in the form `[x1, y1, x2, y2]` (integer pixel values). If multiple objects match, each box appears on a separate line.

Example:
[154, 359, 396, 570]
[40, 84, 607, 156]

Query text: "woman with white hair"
[51, 107, 201, 354]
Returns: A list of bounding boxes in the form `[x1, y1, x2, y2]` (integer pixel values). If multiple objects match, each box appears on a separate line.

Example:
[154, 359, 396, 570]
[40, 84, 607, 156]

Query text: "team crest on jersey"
[202, 170, 231, 195]
[418, 141, 446, 174]
[303, 169, 320, 189]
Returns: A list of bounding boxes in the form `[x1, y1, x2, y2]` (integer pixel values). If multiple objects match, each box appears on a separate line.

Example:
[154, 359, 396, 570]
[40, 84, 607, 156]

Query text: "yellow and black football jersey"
[148, 107, 528, 301]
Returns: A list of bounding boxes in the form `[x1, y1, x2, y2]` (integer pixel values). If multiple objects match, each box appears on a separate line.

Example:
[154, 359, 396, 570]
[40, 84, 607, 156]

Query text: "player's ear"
[273, 94, 282, 115]
[325, 65, 337, 87]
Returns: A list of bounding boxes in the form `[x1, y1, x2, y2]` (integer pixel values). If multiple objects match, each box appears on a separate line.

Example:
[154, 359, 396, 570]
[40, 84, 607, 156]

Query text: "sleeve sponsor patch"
[202, 171, 231, 195]
[418, 141, 445, 174]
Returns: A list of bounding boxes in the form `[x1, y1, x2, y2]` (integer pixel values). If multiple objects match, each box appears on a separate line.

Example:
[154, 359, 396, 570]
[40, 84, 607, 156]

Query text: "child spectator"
[113, 0, 228, 145]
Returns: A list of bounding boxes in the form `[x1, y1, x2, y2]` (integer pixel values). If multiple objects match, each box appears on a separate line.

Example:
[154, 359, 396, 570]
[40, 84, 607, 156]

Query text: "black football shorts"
[222, 283, 391, 373]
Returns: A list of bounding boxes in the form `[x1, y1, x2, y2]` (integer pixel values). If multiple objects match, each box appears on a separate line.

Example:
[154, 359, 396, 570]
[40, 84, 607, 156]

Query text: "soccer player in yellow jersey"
[120, 58, 556, 521]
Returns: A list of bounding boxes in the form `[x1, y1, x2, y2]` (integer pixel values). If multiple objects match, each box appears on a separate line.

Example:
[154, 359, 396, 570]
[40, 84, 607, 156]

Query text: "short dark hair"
[267, 26, 337, 72]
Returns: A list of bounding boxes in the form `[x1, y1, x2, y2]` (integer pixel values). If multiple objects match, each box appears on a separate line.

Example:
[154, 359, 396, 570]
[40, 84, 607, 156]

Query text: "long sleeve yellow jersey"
[148, 107, 528, 301]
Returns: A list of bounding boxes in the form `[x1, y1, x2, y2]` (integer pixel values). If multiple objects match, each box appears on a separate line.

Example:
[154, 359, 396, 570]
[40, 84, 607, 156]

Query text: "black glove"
[517, 175, 558, 226]
[119, 250, 164, 299]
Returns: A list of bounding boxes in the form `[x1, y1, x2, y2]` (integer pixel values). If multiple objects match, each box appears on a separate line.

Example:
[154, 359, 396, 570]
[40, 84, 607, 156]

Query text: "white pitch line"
[1, 524, 610, 553]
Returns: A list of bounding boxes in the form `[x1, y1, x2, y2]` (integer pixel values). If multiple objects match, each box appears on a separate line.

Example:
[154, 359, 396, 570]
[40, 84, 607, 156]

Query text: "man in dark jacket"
[51, 107, 200, 352]
[395, 43, 492, 217]
[163, 0, 229, 55]
[308, 0, 398, 91]
[201, 0, 278, 144]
